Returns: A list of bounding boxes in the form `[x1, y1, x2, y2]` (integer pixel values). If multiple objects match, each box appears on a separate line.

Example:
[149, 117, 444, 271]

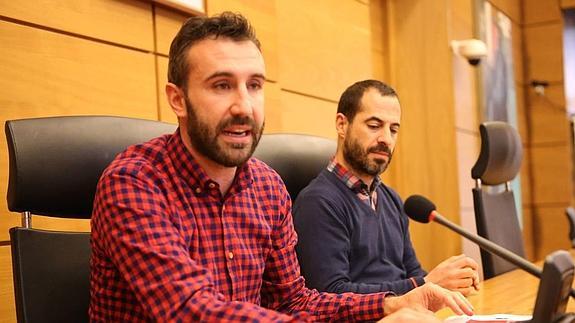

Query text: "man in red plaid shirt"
[89, 12, 473, 322]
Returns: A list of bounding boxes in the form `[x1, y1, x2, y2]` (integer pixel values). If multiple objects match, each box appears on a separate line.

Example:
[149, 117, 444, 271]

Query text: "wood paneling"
[526, 84, 568, 144]
[278, 90, 337, 139]
[0, 246, 15, 323]
[532, 205, 572, 260]
[515, 84, 529, 144]
[563, 0, 575, 9]
[387, 0, 461, 268]
[511, 23, 525, 86]
[0, 21, 158, 240]
[524, 0, 562, 24]
[456, 132, 480, 210]
[0, 0, 154, 51]
[530, 144, 572, 205]
[154, 5, 191, 56]
[207, 0, 279, 82]
[277, 0, 372, 101]
[488, 0, 522, 24]
[524, 24, 565, 82]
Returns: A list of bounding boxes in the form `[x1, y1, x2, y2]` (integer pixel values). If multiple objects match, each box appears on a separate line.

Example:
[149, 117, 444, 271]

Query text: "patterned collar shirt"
[327, 159, 379, 211]
[90, 130, 388, 322]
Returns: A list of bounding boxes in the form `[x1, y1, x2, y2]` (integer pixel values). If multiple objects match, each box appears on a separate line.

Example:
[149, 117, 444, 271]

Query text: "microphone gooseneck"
[403, 194, 575, 299]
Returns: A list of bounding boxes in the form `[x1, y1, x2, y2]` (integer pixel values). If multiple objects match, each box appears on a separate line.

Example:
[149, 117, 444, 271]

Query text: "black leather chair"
[566, 207, 575, 248]
[253, 133, 336, 201]
[471, 121, 525, 279]
[5, 116, 176, 323]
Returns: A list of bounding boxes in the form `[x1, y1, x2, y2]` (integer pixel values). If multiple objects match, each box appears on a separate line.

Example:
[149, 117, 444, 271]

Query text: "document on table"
[444, 314, 532, 322]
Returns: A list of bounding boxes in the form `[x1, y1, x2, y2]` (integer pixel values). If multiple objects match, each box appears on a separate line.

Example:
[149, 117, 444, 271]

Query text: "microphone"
[404, 194, 575, 299]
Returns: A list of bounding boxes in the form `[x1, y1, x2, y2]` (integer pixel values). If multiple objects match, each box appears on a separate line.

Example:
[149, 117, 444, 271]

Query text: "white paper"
[444, 314, 532, 322]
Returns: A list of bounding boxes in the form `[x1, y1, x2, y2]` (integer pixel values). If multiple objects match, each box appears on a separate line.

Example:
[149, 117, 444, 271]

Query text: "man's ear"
[165, 83, 187, 118]
[335, 113, 349, 138]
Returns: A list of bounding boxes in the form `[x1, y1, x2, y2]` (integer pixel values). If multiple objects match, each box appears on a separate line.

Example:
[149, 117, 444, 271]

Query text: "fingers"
[443, 290, 474, 316]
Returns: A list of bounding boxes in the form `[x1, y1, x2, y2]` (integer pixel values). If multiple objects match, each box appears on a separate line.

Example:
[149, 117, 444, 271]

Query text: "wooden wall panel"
[524, 0, 563, 24]
[0, 246, 15, 323]
[207, 0, 279, 82]
[524, 24, 565, 82]
[0, 21, 158, 240]
[278, 91, 337, 139]
[530, 145, 572, 205]
[155, 6, 191, 56]
[488, 0, 522, 23]
[277, 0, 372, 101]
[563, 0, 575, 9]
[0, 0, 154, 51]
[532, 205, 572, 259]
[527, 85, 569, 144]
[387, 0, 461, 268]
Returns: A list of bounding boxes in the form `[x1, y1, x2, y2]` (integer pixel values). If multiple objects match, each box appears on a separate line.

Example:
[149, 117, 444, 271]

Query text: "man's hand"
[383, 282, 474, 317]
[377, 308, 442, 322]
[425, 254, 480, 295]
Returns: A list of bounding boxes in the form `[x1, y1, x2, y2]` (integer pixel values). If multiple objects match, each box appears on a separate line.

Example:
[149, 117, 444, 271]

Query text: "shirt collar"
[167, 129, 253, 198]
[327, 158, 380, 195]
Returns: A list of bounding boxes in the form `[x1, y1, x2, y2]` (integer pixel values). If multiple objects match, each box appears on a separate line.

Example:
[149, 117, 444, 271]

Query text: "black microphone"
[404, 194, 575, 299]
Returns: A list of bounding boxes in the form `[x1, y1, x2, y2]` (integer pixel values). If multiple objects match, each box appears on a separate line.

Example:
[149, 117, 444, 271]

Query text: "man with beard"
[90, 13, 474, 322]
[293, 80, 481, 297]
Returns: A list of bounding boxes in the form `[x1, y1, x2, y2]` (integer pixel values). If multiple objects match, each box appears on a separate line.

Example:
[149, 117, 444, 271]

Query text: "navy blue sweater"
[293, 169, 426, 295]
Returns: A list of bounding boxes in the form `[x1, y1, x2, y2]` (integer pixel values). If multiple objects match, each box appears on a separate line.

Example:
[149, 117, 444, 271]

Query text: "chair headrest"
[471, 121, 522, 185]
[5, 116, 177, 218]
[253, 133, 336, 201]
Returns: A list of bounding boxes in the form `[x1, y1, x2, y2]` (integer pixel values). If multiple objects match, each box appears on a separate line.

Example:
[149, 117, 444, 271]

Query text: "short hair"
[337, 80, 398, 122]
[168, 12, 261, 89]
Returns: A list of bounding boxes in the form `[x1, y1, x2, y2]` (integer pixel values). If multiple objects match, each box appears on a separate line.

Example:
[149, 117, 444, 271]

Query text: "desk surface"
[436, 256, 575, 319]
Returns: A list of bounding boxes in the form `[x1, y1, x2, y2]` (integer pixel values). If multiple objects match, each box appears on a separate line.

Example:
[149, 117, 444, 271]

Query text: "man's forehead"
[357, 90, 401, 116]
[186, 38, 264, 71]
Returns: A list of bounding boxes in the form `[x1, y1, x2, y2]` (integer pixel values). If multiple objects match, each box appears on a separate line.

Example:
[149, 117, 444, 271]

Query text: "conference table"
[436, 251, 575, 320]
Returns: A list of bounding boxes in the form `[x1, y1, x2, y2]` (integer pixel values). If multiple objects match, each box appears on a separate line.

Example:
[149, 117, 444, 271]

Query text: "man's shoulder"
[104, 135, 170, 177]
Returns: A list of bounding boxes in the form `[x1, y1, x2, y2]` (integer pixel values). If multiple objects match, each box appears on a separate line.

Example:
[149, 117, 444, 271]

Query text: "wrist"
[383, 295, 404, 316]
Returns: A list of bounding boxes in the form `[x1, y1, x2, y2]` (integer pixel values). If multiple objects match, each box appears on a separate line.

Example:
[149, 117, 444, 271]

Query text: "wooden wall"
[523, 0, 573, 259]
[0, 0, 572, 321]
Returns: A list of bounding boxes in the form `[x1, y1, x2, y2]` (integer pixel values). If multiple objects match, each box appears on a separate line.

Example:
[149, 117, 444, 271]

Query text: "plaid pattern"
[327, 160, 379, 211]
[90, 131, 387, 322]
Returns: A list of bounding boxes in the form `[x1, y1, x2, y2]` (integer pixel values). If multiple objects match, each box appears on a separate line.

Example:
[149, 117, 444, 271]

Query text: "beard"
[184, 95, 264, 167]
[343, 135, 393, 177]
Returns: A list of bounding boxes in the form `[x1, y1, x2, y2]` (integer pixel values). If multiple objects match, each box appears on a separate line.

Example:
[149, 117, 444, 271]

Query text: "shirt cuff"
[410, 276, 426, 288]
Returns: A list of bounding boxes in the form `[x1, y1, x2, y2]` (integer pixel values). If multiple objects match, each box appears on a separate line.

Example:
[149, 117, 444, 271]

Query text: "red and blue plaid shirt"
[90, 131, 387, 322]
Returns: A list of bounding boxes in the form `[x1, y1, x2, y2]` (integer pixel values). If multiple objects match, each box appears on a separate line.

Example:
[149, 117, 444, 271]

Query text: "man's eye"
[214, 83, 231, 90]
[248, 82, 263, 90]
[367, 124, 380, 129]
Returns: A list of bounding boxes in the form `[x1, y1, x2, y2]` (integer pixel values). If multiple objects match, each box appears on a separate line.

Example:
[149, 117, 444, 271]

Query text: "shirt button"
[195, 187, 201, 194]
[208, 182, 215, 189]
[227, 251, 234, 260]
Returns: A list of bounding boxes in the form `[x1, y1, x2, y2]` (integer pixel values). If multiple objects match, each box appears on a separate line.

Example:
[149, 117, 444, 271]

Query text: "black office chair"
[5, 116, 176, 323]
[566, 207, 575, 248]
[253, 133, 336, 201]
[471, 121, 525, 279]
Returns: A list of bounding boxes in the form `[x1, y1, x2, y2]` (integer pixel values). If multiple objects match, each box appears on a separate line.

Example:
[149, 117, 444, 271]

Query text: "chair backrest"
[5, 116, 176, 323]
[252, 133, 336, 201]
[566, 207, 575, 248]
[471, 121, 525, 279]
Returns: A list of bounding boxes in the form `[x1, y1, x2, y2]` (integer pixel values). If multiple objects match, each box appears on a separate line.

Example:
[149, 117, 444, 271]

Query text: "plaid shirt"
[90, 131, 387, 322]
[327, 159, 379, 211]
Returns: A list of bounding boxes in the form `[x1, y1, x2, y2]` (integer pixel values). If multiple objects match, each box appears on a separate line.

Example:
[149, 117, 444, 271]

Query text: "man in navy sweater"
[293, 79, 480, 296]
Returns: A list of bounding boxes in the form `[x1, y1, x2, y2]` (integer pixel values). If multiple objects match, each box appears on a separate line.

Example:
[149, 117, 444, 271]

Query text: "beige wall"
[0, 0, 572, 321]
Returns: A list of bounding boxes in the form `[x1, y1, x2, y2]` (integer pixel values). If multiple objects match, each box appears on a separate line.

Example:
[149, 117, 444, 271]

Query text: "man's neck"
[179, 128, 236, 195]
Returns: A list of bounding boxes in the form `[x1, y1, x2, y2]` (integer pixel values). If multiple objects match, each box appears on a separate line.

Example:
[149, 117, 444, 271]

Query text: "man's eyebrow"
[364, 116, 401, 127]
[204, 72, 267, 82]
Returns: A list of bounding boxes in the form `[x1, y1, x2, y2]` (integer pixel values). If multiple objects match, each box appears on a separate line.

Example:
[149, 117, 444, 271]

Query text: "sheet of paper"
[444, 314, 532, 322]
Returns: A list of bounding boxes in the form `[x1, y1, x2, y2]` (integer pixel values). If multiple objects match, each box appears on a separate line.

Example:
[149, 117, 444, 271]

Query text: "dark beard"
[184, 95, 264, 167]
[343, 135, 392, 177]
